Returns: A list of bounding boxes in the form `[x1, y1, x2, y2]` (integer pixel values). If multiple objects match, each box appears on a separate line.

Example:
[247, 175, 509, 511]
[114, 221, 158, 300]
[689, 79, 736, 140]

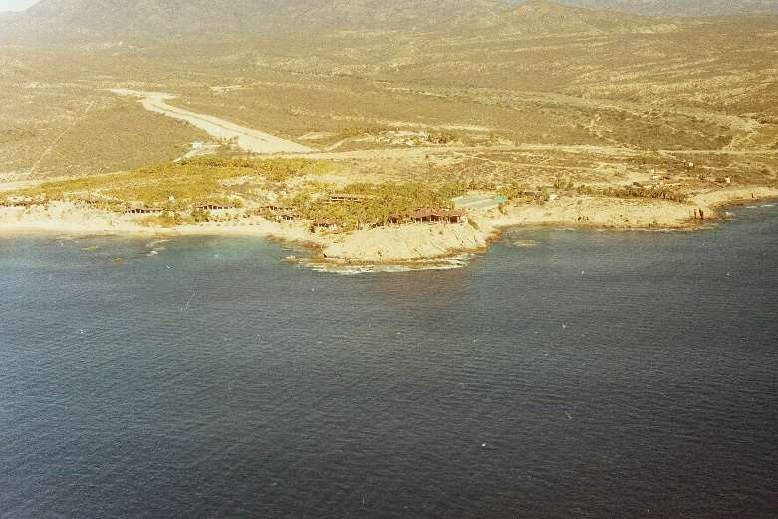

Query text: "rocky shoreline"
[2, 186, 776, 266]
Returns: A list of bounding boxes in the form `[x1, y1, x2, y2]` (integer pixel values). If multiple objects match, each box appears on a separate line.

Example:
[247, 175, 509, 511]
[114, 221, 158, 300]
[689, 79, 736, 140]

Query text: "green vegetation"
[4, 157, 472, 231]
[293, 182, 467, 231]
[9, 158, 333, 209]
[576, 184, 689, 203]
[498, 183, 528, 201]
[497, 183, 551, 204]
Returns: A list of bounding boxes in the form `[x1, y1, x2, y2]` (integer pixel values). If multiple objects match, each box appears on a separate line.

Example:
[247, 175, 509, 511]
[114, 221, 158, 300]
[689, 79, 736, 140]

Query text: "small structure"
[327, 193, 372, 204]
[409, 208, 454, 223]
[195, 203, 235, 211]
[125, 206, 164, 214]
[311, 219, 337, 230]
[4, 196, 43, 208]
[443, 210, 468, 224]
[265, 204, 294, 213]
[277, 211, 298, 221]
[409, 209, 435, 223]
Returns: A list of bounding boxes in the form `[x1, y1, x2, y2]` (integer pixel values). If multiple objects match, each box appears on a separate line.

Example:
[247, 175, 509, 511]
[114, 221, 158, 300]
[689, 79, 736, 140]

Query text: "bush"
[576, 184, 688, 203]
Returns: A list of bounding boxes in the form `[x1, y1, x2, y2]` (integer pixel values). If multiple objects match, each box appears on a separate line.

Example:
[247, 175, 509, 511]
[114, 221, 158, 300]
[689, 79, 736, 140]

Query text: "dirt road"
[110, 89, 313, 154]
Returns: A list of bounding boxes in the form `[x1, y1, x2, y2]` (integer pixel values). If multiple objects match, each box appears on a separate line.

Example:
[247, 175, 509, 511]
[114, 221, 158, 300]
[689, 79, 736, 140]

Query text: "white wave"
[146, 239, 170, 248]
[300, 253, 473, 274]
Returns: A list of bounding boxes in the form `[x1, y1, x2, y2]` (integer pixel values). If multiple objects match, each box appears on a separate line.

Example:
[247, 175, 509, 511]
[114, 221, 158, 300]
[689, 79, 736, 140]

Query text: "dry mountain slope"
[0, 0, 689, 43]
[2, 0, 509, 41]
[557, 0, 778, 16]
[2, 0, 776, 43]
[496, 1, 675, 35]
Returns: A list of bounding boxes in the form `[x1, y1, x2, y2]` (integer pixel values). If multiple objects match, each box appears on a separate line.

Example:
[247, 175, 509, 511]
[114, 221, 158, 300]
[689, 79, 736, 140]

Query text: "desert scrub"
[179, 157, 333, 182]
[8, 158, 334, 208]
[426, 130, 460, 145]
[335, 125, 398, 140]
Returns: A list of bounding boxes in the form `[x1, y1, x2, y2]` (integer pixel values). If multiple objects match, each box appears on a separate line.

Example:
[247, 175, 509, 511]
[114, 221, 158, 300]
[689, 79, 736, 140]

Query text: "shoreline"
[2, 187, 776, 265]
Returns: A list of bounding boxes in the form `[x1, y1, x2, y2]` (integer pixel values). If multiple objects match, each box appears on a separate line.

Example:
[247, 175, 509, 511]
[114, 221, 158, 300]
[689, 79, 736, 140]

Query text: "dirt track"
[110, 89, 313, 154]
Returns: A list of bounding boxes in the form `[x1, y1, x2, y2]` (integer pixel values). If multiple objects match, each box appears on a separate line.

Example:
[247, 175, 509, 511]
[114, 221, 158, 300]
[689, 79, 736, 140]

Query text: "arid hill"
[2, 0, 509, 41]
[495, 1, 673, 35]
[558, 0, 778, 16]
[0, 0, 775, 186]
[0, 0, 718, 44]
[3, 0, 777, 44]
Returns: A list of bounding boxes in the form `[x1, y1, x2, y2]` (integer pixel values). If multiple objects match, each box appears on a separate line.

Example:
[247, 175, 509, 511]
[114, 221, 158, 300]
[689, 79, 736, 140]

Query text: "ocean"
[1, 203, 776, 518]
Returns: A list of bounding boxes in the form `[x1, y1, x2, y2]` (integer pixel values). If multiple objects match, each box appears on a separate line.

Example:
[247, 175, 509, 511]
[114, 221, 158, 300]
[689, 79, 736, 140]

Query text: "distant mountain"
[555, 0, 778, 16]
[1, 0, 508, 42]
[0, 10, 19, 22]
[497, 1, 673, 35]
[4, 0, 770, 44]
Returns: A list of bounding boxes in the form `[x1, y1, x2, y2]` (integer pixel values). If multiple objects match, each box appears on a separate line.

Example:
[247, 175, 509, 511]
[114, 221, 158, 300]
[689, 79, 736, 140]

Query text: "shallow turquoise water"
[1, 203, 777, 518]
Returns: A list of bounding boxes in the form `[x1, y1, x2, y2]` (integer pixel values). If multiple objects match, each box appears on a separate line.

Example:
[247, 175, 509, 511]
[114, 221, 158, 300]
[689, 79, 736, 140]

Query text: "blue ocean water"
[1, 203, 777, 518]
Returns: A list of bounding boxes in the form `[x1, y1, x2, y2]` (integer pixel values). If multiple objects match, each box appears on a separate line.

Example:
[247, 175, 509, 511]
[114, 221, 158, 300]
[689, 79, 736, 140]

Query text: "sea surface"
[1, 203, 777, 518]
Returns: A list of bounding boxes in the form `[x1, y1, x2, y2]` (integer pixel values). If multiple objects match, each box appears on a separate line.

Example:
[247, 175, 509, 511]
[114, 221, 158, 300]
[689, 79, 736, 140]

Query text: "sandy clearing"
[0, 179, 41, 193]
[110, 89, 313, 154]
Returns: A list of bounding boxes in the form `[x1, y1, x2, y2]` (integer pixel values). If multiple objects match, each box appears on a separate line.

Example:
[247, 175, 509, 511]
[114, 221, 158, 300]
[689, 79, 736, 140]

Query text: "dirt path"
[293, 143, 644, 161]
[110, 89, 313, 154]
[658, 149, 778, 155]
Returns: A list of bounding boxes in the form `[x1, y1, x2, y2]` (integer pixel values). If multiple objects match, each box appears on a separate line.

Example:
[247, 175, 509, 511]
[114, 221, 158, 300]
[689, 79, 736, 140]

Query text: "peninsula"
[1, 1, 777, 264]
[2, 151, 776, 264]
